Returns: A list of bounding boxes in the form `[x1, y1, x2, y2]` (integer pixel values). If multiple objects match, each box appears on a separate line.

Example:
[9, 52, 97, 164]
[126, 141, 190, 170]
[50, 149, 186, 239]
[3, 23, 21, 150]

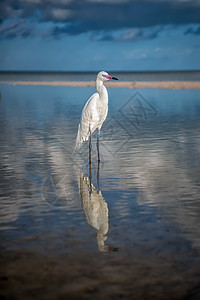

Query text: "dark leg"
[97, 128, 100, 162]
[89, 128, 92, 165]
[89, 155, 92, 194]
[89, 128, 92, 193]
[97, 158, 100, 192]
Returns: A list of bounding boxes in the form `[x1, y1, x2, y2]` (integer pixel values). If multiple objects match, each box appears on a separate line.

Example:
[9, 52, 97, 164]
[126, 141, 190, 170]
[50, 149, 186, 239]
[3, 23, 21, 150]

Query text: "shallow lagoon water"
[0, 84, 200, 299]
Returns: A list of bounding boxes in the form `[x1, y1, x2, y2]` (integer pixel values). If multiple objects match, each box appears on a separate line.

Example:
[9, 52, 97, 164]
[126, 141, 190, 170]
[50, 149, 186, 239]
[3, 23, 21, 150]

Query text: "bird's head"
[97, 71, 118, 82]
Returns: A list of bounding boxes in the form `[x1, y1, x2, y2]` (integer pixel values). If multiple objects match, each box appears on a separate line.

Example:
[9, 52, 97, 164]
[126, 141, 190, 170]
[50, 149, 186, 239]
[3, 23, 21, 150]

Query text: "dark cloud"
[184, 26, 200, 35]
[90, 26, 163, 42]
[0, 19, 36, 38]
[0, 0, 200, 38]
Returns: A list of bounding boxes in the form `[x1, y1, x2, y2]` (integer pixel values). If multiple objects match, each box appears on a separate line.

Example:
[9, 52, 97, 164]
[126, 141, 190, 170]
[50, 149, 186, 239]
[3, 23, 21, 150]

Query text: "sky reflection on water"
[0, 84, 200, 249]
[0, 84, 200, 298]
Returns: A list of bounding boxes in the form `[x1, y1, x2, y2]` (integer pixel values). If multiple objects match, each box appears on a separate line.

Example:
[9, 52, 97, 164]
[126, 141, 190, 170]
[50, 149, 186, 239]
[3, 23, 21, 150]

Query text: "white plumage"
[75, 71, 118, 152]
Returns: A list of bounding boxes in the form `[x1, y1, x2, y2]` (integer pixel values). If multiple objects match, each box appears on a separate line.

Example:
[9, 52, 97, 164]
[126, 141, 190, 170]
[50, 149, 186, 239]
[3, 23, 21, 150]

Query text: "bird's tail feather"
[74, 124, 82, 151]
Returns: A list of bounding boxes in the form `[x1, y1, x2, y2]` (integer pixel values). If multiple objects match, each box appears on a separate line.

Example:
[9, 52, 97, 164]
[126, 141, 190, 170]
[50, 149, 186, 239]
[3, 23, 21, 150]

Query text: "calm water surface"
[0, 83, 200, 299]
[1, 70, 200, 81]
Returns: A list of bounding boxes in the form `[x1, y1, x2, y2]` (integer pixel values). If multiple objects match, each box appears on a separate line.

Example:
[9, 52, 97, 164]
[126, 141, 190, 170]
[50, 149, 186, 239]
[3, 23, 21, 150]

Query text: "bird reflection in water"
[79, 160, 118, 252]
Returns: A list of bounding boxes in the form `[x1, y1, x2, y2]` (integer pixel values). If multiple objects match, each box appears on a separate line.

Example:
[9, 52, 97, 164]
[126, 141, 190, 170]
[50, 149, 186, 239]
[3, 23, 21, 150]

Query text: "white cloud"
[86, 0, 130, 3]
[123, 49, 148, 59]
[51, 8, 72, 21]
[117, 29, 140, 41]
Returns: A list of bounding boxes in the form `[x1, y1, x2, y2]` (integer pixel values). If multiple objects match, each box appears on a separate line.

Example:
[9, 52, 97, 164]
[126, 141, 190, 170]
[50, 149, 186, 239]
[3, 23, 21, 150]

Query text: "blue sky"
[0, 0, 200, 71]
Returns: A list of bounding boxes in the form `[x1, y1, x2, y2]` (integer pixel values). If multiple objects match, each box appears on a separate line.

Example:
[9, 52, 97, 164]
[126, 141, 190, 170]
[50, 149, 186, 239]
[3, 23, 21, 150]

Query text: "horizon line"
[0, 69, 200, 73]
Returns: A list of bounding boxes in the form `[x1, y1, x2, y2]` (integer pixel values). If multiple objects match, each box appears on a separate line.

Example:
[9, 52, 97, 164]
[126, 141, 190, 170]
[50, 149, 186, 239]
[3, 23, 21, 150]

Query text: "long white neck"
[96, 78, 108, 102]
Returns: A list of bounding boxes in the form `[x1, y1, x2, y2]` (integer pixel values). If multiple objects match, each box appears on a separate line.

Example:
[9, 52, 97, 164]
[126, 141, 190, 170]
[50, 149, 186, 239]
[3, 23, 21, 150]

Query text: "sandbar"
[0, 80, 200, 89]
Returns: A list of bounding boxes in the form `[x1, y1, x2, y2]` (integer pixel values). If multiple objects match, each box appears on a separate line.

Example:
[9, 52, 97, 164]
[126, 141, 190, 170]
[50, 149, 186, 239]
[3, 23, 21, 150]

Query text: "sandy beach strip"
[1, 80, 200, 89]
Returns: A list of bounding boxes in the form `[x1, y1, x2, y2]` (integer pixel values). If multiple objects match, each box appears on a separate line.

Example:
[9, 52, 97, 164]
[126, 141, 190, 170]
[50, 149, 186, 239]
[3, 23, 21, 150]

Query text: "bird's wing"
[81, 92, 99, 126]
[76, 92, 99, 146]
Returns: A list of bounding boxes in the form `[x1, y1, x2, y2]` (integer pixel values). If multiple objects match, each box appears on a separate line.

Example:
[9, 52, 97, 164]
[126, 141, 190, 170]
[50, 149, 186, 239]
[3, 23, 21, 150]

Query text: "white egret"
[75, 71, 118, 161]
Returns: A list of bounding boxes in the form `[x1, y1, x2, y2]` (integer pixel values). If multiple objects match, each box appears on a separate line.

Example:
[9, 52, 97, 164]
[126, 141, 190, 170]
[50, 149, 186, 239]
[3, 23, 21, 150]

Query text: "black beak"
[112, 76, 118, 80]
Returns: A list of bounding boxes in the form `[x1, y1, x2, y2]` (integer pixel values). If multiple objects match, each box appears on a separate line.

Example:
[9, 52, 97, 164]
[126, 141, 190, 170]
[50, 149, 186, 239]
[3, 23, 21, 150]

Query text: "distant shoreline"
[1, 81, 200, 89]
[0, 70, 200, 74]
